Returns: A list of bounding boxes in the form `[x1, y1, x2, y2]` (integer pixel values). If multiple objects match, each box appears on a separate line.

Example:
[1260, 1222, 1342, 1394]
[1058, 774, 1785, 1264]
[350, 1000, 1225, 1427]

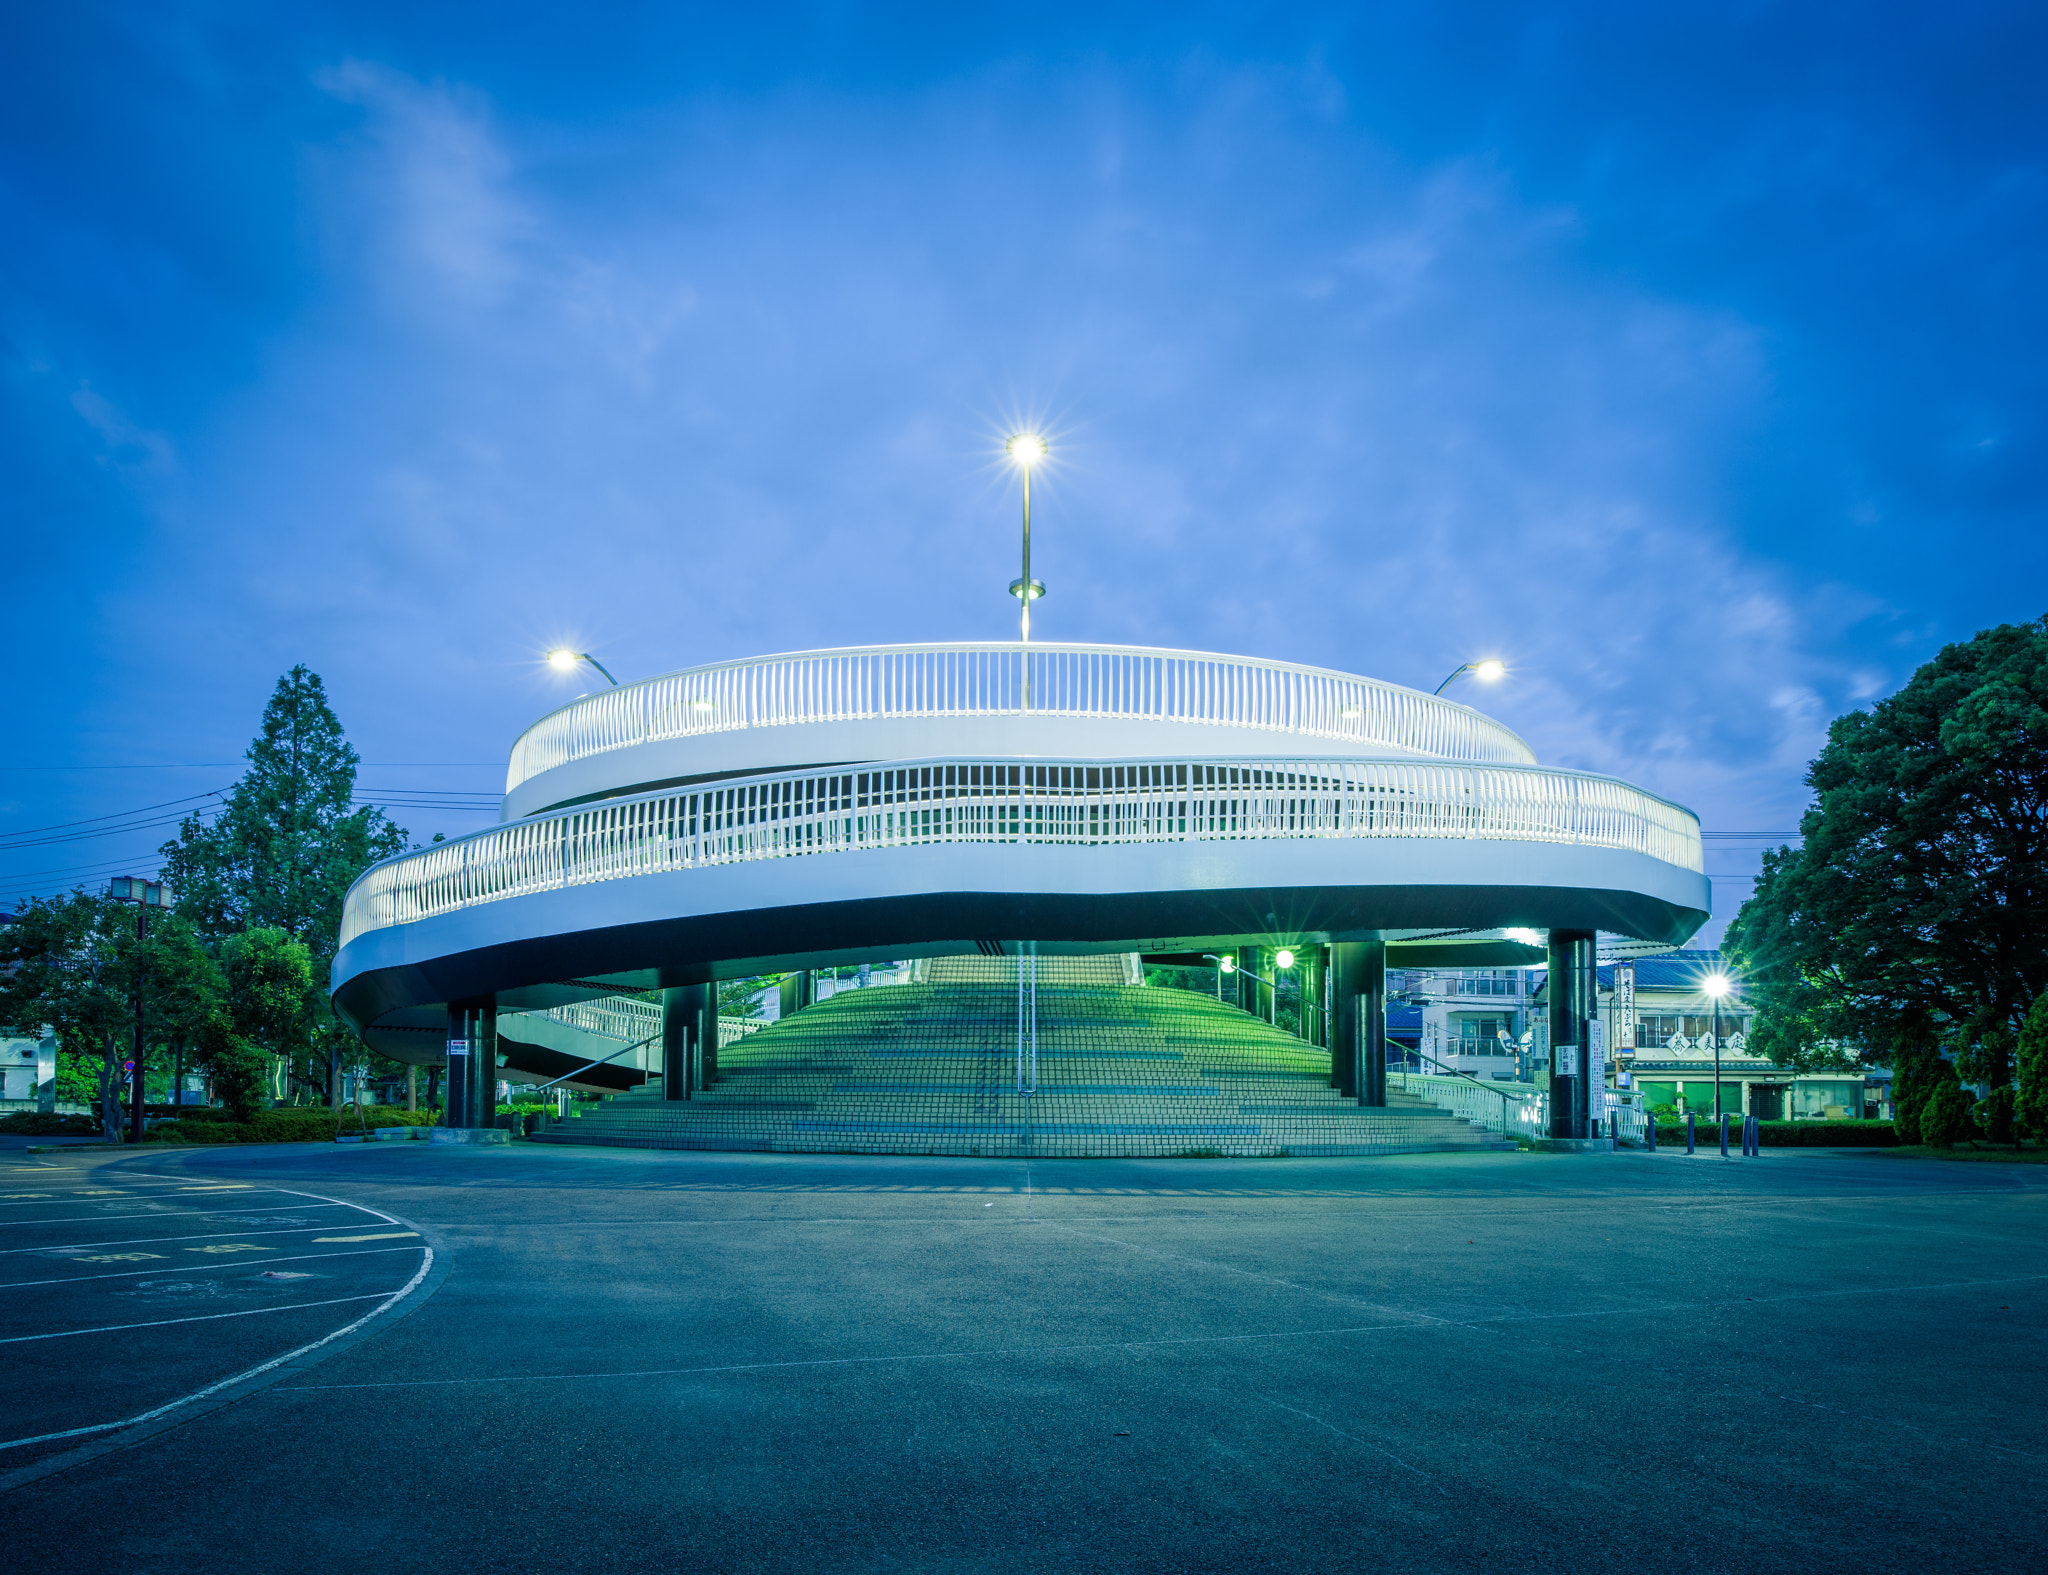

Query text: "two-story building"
[1530, 948, 1867, 1120]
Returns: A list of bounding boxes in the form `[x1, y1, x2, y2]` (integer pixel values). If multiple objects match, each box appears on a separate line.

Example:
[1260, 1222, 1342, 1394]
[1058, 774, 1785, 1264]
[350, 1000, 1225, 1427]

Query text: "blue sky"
[3, 2, 2044, 938]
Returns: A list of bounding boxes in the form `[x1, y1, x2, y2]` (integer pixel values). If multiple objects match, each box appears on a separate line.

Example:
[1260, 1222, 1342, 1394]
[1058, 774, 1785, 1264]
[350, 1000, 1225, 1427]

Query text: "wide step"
[540, 959, 1514, 1159]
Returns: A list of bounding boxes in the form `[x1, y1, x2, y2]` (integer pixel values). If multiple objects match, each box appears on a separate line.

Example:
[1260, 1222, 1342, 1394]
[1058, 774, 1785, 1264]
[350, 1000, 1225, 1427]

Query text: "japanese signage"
[1615, 963, 1637, 1051]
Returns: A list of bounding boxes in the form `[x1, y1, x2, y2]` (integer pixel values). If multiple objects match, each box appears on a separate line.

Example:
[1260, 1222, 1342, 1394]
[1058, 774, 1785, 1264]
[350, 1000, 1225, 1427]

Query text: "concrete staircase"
[534, 955, 1513, 1159]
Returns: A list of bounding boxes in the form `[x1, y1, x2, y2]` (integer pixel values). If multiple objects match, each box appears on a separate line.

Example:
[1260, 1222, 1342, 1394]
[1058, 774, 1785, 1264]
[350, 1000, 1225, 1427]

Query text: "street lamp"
[1433, 659, 1506, 697]
[108, 877, 172, 1145]
[1006, 434, 1048, 706]
[547, 649, 619, 687]
[1703, 971, 1732, 1127]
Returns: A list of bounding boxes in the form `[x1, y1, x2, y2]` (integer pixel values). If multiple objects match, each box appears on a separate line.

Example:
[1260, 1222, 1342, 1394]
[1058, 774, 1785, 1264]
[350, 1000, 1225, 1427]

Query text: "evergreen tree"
[2017, 988, 2048, 1141]
[160, 667, 406, 1103]
[1725, 618, 2048, 1066]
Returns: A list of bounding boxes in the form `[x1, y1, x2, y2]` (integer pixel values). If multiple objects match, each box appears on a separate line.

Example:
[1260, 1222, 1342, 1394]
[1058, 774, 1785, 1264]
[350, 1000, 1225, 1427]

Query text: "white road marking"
[0, 1202, 352, 1229]
[0, 1292, 399, 1345]
[0, 1223, 388, 1257]
[311, 1232, 418, 1243]
[0, 1244, 425, 1289]
[0, 1243, 435, 1452]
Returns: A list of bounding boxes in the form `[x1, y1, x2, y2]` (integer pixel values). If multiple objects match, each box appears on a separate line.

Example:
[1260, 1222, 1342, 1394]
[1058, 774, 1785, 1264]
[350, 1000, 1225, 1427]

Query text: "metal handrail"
[341, 753, 1704, 949]
[1389, 1044, 1546, 1137]
[505, 642, 1539, 791]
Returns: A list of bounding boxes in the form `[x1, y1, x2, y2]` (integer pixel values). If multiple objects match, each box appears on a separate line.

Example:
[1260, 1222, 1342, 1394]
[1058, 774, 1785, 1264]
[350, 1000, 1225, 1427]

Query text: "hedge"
[0, 1112, 100, 1136]
[144, 1108, 443, 1145]
[1652, 1119, 1900, 1148]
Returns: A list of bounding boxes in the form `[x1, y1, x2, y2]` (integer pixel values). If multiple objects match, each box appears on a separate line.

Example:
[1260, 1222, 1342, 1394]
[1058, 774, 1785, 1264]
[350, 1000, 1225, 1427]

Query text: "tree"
[1922, 1081, 1976, 1149]
[2017, 988, 2048, 1141]
[160, 666, 406, 1104]
[215, 928, 315, 1109]
[0, 893, 218, 1141]
[0, 895, 130, 1140]
[1725, 618, 2048, 1070]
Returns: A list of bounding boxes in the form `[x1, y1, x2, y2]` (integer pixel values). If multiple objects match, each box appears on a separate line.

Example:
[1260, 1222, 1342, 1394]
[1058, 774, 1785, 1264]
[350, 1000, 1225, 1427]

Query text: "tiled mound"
[535, 955, 1512, 1158]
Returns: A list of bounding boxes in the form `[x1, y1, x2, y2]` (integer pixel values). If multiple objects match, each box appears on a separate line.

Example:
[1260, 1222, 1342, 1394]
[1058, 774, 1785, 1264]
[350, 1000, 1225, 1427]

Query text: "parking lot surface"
[1, 1140, 2042, 1573]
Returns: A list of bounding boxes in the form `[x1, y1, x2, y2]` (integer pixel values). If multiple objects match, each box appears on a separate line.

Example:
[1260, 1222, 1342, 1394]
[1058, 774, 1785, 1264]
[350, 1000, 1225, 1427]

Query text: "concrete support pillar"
[1330, 939, 1387, 1105]
[665, 983, 715, 1092]
[778, 971, 814, 1019]
[1548, 930, 1596, 1139]
[661, 988, 692, 1101]
[444, 997, 497, 1130]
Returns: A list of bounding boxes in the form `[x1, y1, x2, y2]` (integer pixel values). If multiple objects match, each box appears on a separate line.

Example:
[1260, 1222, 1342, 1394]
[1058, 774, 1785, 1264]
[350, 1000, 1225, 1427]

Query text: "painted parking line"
[0, 1223, 398, 1257]
[0, 1292, 404, 1345]
[310, 1232, 418, 1244]
[0, 1202, 354, 1228]
[0, 1219, 436, 1456]
[0, 1244, 425, 1290]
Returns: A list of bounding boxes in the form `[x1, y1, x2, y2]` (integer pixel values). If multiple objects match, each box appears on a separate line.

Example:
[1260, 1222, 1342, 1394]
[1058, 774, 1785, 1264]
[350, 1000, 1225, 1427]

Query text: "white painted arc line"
[0, 1187, 407, 1261]
[0, 1227, 373, 1256]
[0, 1203, 355, 1228]
[0, 1241, 435, 1452]
[0, 1292, 401, 1345]
[0, 1183, 264, 1203]
[0, 1244, 427, 1290]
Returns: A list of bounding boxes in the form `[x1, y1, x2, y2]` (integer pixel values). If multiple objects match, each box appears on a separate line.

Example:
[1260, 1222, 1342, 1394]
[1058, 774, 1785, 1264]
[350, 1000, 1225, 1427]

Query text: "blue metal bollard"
[1648, 1116, 1657, 1153]
[1720, 1113, 1729, 1157]
[1686, 1112, 1695, 1154]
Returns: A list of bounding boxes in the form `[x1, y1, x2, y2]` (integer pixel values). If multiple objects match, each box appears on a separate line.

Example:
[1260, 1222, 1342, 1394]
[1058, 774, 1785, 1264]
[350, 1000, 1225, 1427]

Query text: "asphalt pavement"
[0, 1139, 2042, 1573]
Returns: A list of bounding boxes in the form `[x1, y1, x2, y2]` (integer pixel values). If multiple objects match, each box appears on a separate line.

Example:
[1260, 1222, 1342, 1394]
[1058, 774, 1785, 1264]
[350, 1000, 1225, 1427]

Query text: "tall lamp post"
[1433, 659, 1506, 697]
[1005, 434, 1048, 707]
[108, 876, 171, 1144]
[547, 649, 620, 686]
[1703, 971, 1732, 1123]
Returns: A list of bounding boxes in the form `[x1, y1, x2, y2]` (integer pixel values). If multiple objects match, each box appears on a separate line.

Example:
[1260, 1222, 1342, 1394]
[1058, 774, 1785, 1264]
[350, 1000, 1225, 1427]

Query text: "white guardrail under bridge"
[342, 756, 1703, 947]
[505, 643, 1539, 791]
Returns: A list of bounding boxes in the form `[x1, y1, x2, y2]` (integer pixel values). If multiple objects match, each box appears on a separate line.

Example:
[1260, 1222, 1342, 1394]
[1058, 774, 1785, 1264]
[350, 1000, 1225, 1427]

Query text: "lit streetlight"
[1433, 659, 1507, 697]
[1006, 434, 1048, 707]
[547, 649, 619, 687]
[1703, 971, 1733, 1128]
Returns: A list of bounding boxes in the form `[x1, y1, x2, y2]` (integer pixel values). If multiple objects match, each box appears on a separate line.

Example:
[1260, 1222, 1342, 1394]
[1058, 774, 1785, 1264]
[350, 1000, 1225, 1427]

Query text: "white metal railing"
[1392, 1069, 1547, 1138]
[505, 643, 1537, 791]
[513, 996, 766, 1051]
[342, 755, 1702, 949]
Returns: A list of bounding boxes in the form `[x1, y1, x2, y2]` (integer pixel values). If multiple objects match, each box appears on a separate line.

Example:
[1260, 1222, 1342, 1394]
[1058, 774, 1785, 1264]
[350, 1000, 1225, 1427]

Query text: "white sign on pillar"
[1588, 1020, 1608, 1118]
[447, 1039, 470, 1058]
[1615, 964, 1637, 1051]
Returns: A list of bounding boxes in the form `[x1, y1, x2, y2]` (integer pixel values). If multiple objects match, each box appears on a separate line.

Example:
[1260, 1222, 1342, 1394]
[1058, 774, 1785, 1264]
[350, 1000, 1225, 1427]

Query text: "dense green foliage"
[2018, 988, 2048, 1140]
[4, 668, 412, 1131]
[1921, 1081, 1977, 1148]
[146, 1108, 441, 1144]
[1725, 619, 2048, 1074]
[0, 891, 220, 1140]
[159, 666, 406, 1105]
[1651, 1120, 1900, 1147]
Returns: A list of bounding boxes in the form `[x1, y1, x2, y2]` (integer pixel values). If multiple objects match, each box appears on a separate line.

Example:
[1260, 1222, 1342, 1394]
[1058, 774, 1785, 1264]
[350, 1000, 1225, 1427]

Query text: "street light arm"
[1432, 663, 1474, 697]
[583, 656, 619, 687]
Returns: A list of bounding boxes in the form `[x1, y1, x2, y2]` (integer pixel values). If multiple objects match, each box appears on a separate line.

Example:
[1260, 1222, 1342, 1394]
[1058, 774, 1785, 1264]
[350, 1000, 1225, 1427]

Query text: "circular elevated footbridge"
[332, 642, 1709, 1151]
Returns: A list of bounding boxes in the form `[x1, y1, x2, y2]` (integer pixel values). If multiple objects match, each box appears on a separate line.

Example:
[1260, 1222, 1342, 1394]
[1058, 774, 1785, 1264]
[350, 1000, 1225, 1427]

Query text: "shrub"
[1652, 1120, 1900, 1148]
[144, 1107, 442, 1145]
[0, 1112, 99, 1136]
[1975, 1085, 2017, 1145]
[1920, 1081, 1976, 1149]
